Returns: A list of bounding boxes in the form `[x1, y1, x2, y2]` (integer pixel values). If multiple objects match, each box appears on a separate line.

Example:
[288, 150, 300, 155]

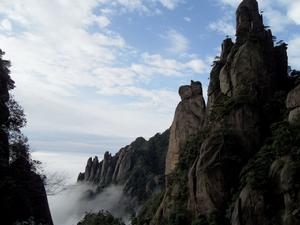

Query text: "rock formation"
[133, 1, 299, 225]
[165, 81, 206, 175]
[78, 1, 300, 225]
[287, 83, 300, 123]
[78, 130, 169, 203]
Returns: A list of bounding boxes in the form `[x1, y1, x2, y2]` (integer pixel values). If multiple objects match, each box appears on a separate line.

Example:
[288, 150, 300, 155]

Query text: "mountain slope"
[78, 129, 169, 204]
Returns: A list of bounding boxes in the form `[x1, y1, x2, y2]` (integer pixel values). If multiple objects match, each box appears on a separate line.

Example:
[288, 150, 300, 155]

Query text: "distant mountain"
[78, 129, 169, 204]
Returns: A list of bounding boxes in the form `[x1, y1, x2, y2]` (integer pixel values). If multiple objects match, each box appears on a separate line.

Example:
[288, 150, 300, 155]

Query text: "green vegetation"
[77, 211, 125, 225]
[241, 121, 300, 190]
[177, 134, 204, 171]
[14, 217, 44, 225]
[119, 129, 169, 202]
[132, 191, 165, 225]
[166, 135, 204, 225]
[192, 212, 230, 225]
[209, 94, 257, 121]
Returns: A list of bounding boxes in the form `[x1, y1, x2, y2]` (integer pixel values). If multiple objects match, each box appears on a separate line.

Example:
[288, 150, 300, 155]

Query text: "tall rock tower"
[149, 1, 297, 225]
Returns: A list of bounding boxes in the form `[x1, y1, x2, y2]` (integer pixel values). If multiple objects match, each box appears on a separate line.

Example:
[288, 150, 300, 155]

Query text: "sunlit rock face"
[287, 84, 300, 123]
[165, 81, 206, 175]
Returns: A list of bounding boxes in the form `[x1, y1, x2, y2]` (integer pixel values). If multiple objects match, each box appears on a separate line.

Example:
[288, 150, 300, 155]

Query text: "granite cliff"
[134, 0, 300, 225]
[78, 1, 300, 224]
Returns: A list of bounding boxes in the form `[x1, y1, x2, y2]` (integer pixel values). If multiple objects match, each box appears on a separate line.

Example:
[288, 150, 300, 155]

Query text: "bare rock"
[289, 107, 300, 124]
[286, 85, 300, 109]
[165, 81, 206, 175]
[231, 186, 267, 225]
[188, 131, 244, 215]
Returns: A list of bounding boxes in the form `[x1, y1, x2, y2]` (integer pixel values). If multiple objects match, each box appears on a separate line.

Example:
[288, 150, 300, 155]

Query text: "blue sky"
[0, 0, 300, 178]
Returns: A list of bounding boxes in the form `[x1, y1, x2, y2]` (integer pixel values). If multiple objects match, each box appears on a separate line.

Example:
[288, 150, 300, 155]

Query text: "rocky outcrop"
[78, 130, 169, 203]
[287, 84, 300, 123]
[165, 81, 206, 175]
[236, 0, 264, 43]
[137, 1, 298, 225]
[77, 1, 299, 225]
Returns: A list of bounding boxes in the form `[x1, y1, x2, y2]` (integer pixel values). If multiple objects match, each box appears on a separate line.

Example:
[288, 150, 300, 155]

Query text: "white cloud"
[32, 151, 94, 184]
[285, 1, 300, 25]
[209, 20, 235, 36]
[47, 184, 129, 225]
[184, 17, 191, 22]
[165, 29, 189, 54]
[264, 9, 292, 32]
[0, 19, 12, 31]
[142, 53, 206, 75]
[0, 0, 207, 153]
[288, 35, 300, 70]
[157, 0, 183, 10]
[95, 15, 111, 28]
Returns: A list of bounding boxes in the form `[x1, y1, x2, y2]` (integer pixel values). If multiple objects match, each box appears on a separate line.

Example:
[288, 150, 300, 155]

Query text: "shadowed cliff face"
[78, 130, 169, 204]
[141, 1, 299, 225]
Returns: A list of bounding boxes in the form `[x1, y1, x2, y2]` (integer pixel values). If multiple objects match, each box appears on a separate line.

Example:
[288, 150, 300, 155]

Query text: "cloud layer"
[0, 0, 208, 143]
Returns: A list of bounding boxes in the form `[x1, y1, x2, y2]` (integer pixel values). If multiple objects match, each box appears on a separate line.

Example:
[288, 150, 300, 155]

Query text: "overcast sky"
[0, 0, 299, 180]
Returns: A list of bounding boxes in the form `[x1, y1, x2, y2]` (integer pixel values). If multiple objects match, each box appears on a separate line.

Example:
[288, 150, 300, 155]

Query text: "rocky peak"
[165, 81, 206, 175]
[179, 81, 203, 100]
[236, 0, 264, 41]
[220, 38, 234, 62]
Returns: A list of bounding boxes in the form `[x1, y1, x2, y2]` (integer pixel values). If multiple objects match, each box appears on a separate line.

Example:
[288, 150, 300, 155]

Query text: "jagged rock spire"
[236, 0, 264, 41]
[165, 81, 206, 175]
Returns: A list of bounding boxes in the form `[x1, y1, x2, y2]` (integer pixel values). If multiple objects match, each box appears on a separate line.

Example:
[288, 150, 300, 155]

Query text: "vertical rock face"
[78, 1, 299, 225]
[165, 81, 206, 175]
[236, 0, 264, 42]
[188, 0, 290, 218]
[144, 1, 298, 225]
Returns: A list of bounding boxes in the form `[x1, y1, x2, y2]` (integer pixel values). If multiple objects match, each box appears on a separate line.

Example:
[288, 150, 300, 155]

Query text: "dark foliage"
[132, 191, 165, 225]
[241, 121, 300, 190]
[77, 210, 125, 225]
[0, 49, 52, 225]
